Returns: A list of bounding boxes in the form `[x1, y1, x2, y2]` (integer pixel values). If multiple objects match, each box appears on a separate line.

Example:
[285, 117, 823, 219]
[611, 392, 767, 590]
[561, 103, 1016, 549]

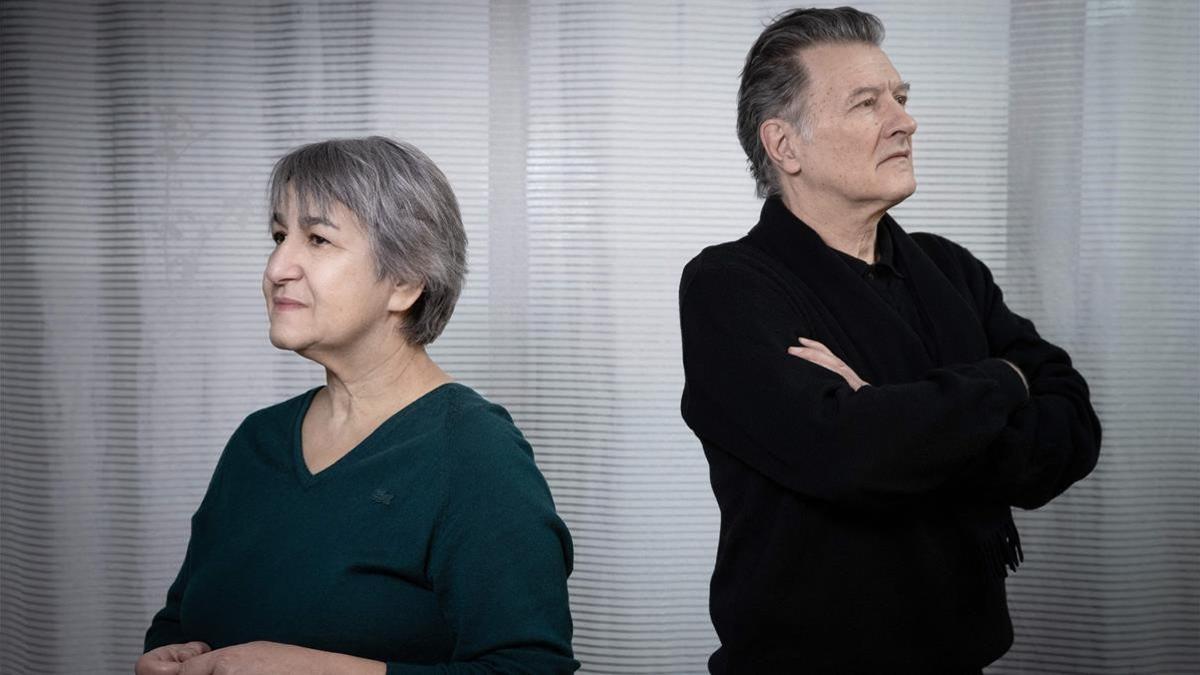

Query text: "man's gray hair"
[268, 136, 467, 345]
[737, 7, 885, 198]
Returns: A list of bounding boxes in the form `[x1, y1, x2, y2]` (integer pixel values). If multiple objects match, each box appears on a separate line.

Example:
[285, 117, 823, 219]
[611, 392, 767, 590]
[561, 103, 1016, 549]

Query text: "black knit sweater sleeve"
[915, 234, 1102, 509]
[679, 244, 1030, 511]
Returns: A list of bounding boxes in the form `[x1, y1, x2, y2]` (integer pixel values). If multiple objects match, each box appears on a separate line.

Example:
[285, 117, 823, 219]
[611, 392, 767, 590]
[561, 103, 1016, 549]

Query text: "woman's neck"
[318, 339, 450, 427]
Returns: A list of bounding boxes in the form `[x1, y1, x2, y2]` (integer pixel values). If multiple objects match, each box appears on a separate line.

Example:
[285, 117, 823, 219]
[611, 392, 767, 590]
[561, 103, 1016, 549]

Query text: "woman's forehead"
[272, 184, 361, 228]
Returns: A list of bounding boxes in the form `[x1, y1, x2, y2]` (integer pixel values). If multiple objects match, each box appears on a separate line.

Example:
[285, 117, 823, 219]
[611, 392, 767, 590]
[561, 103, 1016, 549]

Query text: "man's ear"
[388, 282, 424, 314]
[760, 118, 804, 180]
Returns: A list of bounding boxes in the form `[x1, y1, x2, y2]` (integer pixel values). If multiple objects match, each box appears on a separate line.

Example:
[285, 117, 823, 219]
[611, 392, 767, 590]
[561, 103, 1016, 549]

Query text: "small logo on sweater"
[371, 488, 394, 506]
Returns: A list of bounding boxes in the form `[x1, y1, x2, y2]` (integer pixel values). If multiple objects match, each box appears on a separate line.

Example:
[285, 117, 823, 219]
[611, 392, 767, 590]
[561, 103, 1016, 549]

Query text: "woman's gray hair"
[737, 7, 885, 198]
[268, 137, 467, 345]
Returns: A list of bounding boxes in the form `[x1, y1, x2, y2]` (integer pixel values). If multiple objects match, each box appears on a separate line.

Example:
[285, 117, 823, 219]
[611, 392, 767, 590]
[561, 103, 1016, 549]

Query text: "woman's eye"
[859, 98, 876, 108]
[271, 231, 285, 245]
[309, 234, 330, 246]
[896, 95, 908, 106]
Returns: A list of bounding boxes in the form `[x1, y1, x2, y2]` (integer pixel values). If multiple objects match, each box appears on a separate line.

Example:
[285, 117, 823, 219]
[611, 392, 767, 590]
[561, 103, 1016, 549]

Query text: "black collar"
[832, 218, 906, 279]
[742, 198, 988, 380]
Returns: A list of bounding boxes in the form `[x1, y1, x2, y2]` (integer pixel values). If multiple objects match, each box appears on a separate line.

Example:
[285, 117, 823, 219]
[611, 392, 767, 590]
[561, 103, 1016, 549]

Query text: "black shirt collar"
[832, 218, 905, 279]
[749, 198, 905, 279]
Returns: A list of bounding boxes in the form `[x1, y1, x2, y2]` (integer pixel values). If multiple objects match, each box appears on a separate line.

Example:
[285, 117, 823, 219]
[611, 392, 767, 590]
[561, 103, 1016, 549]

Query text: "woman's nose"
[264, 239, 301, 284]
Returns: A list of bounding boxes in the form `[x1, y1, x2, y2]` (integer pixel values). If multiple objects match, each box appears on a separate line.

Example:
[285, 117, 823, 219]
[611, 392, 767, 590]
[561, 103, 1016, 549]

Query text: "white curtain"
[1, 1, 1196, 673]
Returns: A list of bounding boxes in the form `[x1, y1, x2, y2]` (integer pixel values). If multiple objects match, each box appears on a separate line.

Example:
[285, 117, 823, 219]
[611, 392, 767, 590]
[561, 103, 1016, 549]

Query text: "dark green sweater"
[145, 383, 578, 674]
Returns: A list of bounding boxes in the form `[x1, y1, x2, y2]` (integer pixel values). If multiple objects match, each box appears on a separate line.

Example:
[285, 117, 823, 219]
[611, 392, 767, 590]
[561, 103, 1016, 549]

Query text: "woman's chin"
[268, 329, 311, 353]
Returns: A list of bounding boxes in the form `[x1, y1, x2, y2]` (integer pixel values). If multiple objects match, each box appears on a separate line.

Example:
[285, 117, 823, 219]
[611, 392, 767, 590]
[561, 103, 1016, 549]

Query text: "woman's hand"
[788, 337, 870, 391]
[172, 641, 385, 675]
[135, 642, 211, 675]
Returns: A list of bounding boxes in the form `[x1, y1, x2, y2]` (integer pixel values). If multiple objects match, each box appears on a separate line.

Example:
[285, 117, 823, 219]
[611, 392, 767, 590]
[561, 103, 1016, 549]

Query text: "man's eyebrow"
[846, 81, 911, 103]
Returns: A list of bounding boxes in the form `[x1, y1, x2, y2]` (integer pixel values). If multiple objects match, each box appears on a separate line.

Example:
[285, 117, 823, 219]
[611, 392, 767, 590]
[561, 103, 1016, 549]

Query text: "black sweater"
[679, 198, 1100, 673]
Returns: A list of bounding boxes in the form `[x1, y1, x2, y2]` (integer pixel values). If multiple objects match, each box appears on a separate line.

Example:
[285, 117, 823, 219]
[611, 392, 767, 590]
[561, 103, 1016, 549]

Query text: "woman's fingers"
[174, 643, 211, 661]
[135, 643, 211, 675]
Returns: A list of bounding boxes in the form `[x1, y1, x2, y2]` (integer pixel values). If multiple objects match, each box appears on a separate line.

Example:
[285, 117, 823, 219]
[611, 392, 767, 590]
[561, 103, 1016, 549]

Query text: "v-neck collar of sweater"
[290, 382, 460, 488]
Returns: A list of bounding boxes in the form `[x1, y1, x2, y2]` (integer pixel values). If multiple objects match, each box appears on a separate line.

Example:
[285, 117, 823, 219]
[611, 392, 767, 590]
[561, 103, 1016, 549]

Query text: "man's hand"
[135, 642, 210, 675]
[788, 337, 870, 391]
[173, 641, 385, 675]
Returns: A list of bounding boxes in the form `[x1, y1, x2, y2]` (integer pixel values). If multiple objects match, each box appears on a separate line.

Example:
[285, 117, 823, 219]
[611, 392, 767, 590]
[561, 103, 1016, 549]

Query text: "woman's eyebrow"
[299, 215, 339, 229]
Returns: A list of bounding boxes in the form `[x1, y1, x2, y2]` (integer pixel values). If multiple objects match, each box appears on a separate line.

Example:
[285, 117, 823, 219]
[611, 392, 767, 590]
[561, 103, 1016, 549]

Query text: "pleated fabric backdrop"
[1, 1, 1196, 673]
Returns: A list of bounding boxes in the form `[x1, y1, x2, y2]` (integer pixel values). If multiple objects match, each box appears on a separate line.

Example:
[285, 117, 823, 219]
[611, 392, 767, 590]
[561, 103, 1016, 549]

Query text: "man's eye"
[271, 231, 285, 245]
[896, 95, 908, 106]
[859, 98, 876, 108]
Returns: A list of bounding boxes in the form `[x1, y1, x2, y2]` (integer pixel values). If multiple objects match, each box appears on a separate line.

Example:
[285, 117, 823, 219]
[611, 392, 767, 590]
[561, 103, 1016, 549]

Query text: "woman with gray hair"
[136, 137, 577, 674]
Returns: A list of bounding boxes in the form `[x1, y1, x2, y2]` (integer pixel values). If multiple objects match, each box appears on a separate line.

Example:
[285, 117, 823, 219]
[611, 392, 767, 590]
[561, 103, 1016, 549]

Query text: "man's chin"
[885, 180, 917, 209]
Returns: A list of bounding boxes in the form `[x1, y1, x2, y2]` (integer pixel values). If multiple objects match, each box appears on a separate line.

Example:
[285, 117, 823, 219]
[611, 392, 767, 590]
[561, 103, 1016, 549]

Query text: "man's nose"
[891, 102, 917, 137]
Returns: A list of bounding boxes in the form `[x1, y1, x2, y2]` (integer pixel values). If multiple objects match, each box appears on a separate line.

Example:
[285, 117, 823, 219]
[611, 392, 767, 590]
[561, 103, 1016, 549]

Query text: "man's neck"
[779, 191, 885, 265]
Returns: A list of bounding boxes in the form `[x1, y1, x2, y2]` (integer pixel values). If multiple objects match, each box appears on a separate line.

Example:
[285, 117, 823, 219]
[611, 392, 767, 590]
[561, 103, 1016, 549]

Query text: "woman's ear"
[388, 282, 424, 313]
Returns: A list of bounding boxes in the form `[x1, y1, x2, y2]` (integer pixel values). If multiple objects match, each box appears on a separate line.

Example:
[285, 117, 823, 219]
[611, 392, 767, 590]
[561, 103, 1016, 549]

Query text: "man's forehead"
[798, 42, 903, 91]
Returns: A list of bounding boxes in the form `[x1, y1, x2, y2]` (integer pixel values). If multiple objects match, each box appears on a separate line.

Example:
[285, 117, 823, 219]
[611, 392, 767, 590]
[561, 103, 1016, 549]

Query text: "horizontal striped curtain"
[1, 1, 1196, 673]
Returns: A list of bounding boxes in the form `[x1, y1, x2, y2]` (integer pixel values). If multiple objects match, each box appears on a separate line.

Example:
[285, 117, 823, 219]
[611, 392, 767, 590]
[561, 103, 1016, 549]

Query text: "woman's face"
[263, 191, 418, 360]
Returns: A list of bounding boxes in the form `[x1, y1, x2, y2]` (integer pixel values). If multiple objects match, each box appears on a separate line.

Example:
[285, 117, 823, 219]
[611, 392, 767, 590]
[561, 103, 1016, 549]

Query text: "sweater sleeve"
[386, 407, 578, 675]
[143, 456, 225, 651]
[926, 236, 1101, 509]
[143, 538, 193, 650]
[679, 249, 1030, 511]
[143, 417, 241, 652]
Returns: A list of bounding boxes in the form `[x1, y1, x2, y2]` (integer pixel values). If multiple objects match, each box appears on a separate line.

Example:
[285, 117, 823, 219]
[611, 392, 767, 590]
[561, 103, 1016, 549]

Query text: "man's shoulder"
[679, 237, 815, 329]
[907, 230, 989, 274]
[903, 229, 1002, 304]
[682, 238, 788, 291]
[686, 238, 758, 267]
[908, 230, 969, 260]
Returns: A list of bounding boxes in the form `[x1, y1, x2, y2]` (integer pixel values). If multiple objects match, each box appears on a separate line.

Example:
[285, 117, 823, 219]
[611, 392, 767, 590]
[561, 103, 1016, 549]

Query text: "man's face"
[791, 42, 917, 212]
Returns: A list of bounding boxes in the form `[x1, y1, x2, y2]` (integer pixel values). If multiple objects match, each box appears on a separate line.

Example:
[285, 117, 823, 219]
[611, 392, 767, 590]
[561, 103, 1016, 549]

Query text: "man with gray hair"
[679, 7, 1100, 672]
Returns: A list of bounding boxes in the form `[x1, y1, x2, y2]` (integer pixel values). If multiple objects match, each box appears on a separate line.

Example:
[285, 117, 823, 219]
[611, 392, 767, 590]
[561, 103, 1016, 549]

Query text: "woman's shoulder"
[235, 387, 320, 438]
[430, 384, 561, 524]
[417, 383, 542, 480]
[436, 383, 527, 450]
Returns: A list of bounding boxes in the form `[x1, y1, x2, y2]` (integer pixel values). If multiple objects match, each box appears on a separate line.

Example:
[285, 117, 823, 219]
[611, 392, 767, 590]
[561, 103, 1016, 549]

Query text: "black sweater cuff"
[977, 357, 1030, 410]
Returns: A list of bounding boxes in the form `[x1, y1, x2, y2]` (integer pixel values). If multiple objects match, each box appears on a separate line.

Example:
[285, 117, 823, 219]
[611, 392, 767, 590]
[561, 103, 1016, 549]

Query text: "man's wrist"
[977, 358, 1029, 407]
[1000, 358, 1029, 395]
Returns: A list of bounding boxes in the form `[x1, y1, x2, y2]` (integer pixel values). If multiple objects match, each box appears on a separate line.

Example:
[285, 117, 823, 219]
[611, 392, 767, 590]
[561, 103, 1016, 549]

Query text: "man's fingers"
[790, 340, 870, 391]
[788, 346, 846, 374]
[797, 336, 832, 354]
